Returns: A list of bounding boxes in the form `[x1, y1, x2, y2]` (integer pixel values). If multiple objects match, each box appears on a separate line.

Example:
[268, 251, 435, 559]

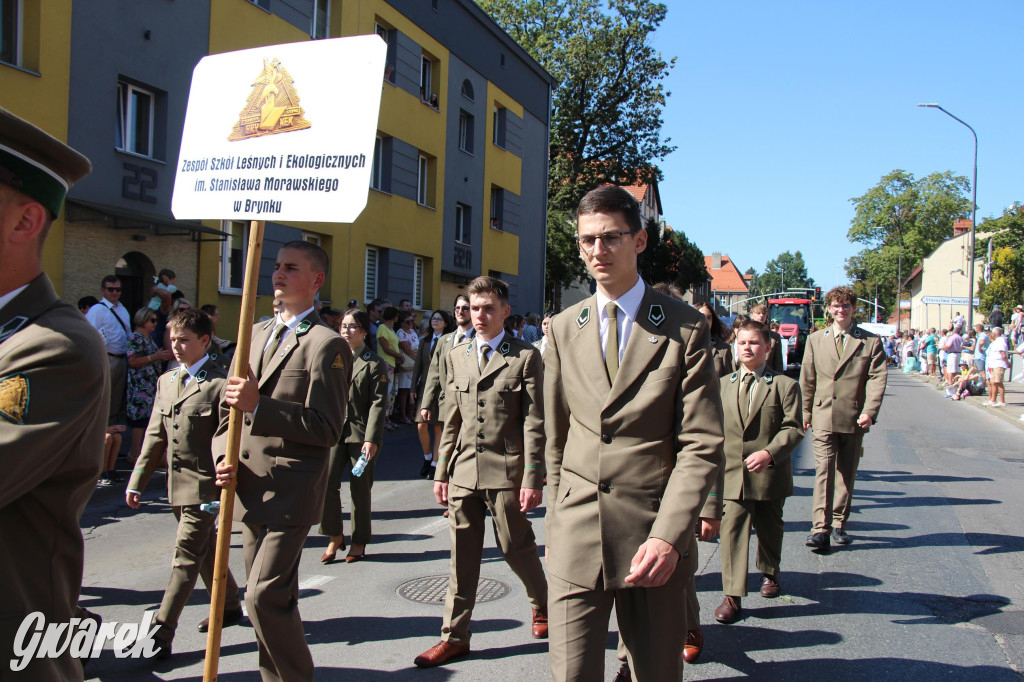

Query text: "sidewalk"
[906, 362, 1024, 430]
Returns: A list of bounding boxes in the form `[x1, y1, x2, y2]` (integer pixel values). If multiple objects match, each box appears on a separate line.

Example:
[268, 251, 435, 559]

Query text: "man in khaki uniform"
[0, 107, 104, 680]
[414, 276, 548, 668]
[800, 285, 886, 551]
[126, 309, 243, 658]
[545, 185, 724, 682]
[714, 319, 804, 625]
[214, 241, 352, 682]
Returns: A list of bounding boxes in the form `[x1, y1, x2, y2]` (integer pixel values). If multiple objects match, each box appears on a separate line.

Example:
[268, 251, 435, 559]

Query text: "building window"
[413, 256, 424, 309]
[302, 232, 322, 246]
[461, 79, 474, 101]
[116, 81, 155, 158]
[371, 136, 383, 191]
[311, 0, 329, 39]
[458, 111, 474, 154]
[1, 0, 19, 66]
[220, 220, 248, 293]
[417, 154, 429, 206]
[455, 203, 471, 244]
[492, 106, 507, 148]
[365, 246, 379, 302]
[490, 187, 504, 230]
[375, 21, 396, 83]
[420, 53, 438, 108]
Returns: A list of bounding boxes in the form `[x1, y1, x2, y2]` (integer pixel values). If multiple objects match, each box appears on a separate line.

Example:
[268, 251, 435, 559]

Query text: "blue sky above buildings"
[652, 1, 1023, 287]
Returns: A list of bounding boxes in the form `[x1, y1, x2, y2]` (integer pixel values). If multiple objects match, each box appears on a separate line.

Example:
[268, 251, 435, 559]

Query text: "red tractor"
[767, 298, 814, 370]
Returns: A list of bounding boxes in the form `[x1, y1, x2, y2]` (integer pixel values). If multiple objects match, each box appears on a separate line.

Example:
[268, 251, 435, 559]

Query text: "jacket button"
[478, 399, 485, 407]
[242, 452, 249, 460]
[172, 464, 180, 472]
[478, 432, 485, 439]
[599, 482, 611, 493]
[832, 395, 837, 399]
[174, 407, 180, 415]
[172, 423, 179, 429]
[171, 438, 178, 444]
[477, 445, 485, 453]
[601, 433, 611, 444]
[477, 416, 484, 423]
[244, 417, 252, 426]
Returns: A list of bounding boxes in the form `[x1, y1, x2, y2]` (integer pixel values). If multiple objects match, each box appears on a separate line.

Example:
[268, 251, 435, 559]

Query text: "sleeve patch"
[331, 353, 346, 369]
[0, 373, 30, 424]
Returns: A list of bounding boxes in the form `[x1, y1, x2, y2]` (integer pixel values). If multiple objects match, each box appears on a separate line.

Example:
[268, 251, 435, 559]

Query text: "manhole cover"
[397, 576, 511, 604]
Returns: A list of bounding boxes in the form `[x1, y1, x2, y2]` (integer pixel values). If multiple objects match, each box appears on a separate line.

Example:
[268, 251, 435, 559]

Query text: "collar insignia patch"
[0, 315, 29, 344]
[196, 370, 208, 383]
[0, 373, 29, 424]
[331, 353, 346, 369]
[576, 306, 590, 329]
[499, 341, 511, 355]
[295, 321, 311, 336]
[648, 305, 665, 327]
[362, 351, 372, 361]
[853, 329, 862, 338]
[729, 372, 738, 383]
[465, 343, 473, 355]
[764, 374, 774, 384]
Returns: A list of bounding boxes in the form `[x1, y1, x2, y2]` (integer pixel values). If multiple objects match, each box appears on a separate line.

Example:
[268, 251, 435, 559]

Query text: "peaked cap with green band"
[0, 107, 91, 217]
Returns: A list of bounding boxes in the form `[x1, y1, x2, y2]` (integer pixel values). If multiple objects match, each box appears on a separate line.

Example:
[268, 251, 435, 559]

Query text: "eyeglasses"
[339, 324, 362, 331]
[454, 305, 470, 312]
[431, 316, 444, 322]
[105, 287, 122, 292]
[575, 230, 637, 254]
[829, 302, 853, 310]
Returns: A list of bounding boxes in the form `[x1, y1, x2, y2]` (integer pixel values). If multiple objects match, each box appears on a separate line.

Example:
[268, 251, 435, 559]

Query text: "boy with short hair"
[126, 308, 243, 659]
[714, 319, 804, 624]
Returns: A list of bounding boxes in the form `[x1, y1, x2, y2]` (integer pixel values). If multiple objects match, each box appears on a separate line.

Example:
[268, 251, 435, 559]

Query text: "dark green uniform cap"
[0, 107, 91, 217]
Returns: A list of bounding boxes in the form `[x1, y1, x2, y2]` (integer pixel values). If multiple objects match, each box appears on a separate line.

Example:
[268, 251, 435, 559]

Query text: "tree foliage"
[845, 169, 972, 319]
[975, 204, 1024, 314]
[478, 0, 676, 302]
[756, 251, 815, 297]
[638, 220, 709, 294]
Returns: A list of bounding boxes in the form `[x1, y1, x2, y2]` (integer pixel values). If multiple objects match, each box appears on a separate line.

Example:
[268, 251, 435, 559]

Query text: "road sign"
[921, 296, 980, 306]
[899, 299, 911, 309]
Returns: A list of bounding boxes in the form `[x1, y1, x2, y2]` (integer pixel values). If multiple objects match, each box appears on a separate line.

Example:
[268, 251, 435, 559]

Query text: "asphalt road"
[77, 368, 1024, 681]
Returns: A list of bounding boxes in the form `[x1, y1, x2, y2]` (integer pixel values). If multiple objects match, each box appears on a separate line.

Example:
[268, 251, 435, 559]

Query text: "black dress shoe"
[805, 532, 831, 550]
[197, 606, 244, 633]
[418, 460, 433, 478]
[832, 528, 851, 545]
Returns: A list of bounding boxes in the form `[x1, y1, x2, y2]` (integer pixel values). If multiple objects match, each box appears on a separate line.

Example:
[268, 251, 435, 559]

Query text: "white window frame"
[364, 246, 379, 303]
[413, 256, 424, 309]
[116, 80, 156, 158]
[219, 220, 248, 294]
[458, 111, 473, 154]
[455, 203, 470, 245]
[420, 55, 432, 99]
[371, 136, 383, 190]
[0, 0, 22, 67]
[311, 0, 329, 39]
[417, 154, 429, 206]
[302, 232, 322, 246]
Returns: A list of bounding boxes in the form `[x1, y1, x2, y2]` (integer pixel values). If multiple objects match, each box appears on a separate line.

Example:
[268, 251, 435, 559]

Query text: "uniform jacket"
[421, 327, 474, 417]
[213, 312, 352, 526]
[799, 325, 887, 434]
[711, 337, 734, 378]
[129, 357, 227, 506]
[0, 274, 108, 680]
[436, 334, 545, 491]
[767, 330, 785, 372]
[544, 286, 724, 590]
[720, 368, 803, 500]
[412, 332, 441, 415]
[342, 345, 389, 446]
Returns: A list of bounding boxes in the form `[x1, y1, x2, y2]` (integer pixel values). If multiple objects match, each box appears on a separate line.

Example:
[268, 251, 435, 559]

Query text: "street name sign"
[921, 296, 980, 306]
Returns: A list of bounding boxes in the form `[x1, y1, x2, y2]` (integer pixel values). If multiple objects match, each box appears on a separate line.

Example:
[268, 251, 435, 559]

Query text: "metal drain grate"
[397, 576, 511, 604]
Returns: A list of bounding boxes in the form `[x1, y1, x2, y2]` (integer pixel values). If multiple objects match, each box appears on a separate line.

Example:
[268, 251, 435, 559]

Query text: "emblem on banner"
[229, 58, 312, 141]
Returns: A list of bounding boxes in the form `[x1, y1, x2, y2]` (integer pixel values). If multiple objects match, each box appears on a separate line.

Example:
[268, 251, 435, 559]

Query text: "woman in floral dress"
[126, 307, 172, 467]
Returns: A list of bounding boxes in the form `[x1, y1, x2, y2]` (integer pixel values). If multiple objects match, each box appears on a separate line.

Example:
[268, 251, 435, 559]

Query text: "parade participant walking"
[125, 309, 244, 659]
[319, 309, 389, 563]
[800, 286, 886, 550]
[543, 185, 723, 682]
[714, 319, 804, 625]
[414, 276, 548, 668]
[213, 241, 351, 682]
[750, 303, 785, 372]
[412, 309, 452, 478]
[0, 107, 104, 681]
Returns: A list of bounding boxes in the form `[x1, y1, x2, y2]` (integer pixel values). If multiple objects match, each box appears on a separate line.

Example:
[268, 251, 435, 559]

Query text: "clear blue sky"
[652, 1, 1024, 288]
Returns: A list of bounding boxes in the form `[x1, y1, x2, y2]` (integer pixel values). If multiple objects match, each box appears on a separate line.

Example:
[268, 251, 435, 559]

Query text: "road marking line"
[299, 574, 336, 591]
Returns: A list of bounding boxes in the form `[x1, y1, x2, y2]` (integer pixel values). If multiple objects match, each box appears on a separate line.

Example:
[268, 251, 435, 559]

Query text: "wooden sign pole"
[203, 219, 265, 682]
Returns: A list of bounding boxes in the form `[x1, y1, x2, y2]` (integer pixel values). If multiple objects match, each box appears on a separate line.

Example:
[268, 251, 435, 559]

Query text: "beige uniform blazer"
[421, 327, 474, 417]
[799, 326, 887, 434]
[213, 313, 352, 526]
[544, 287, 724, 590]
[720, 369, 803, 500]
[129, 358, 227, 506]
[342, 346, 389, 446]
[412, 333, 440, 415]
[767, 330, 785, 372]
[0, 274, 108, 680]
[436, 334, 545, 491]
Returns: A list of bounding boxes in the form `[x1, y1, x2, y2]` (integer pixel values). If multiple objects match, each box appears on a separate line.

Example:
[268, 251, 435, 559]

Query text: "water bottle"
[200, 500, 220, 514]
[351, 450, 369, 477]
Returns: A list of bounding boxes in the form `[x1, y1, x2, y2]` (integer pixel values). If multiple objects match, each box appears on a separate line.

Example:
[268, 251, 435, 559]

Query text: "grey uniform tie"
[479, 345, 492, 374]
[605, 302, 619, 383]
[259, 323, 287, 378]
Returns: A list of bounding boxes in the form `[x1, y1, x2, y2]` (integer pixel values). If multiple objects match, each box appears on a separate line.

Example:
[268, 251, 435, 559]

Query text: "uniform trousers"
[720, 498, 785, 597]
[441, 483, 547, 646]
[242, 522, 314, 682]
[811, 430, 863, 533]
[320, 441, 376, 544]
[107, 354, 126, 423]
[153, 505, 242, 643]
[550, 546, 694, 682]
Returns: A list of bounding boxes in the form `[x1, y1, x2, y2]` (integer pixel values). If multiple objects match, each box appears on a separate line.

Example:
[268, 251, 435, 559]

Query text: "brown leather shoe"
[613, 660, 632, 682]
[760, 574, 780, 598]
[714, 596, 742, 624]
[413, 640, 470, 667]
[197, 606, 244, 633]
[682, 627, 703, 664]
[531, 608, 548, 639]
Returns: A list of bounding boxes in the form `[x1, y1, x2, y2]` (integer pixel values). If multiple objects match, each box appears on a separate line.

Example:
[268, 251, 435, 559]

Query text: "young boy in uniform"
[714, 319, 804, 625]
[414, 276, 548, 668]
[126, 308, 243, 658]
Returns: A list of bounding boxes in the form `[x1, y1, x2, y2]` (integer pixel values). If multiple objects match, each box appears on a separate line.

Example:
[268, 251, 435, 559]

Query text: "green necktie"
[479, 345, 492, 374]
[605, 302, 619, 383]
[836, 331, 845, 358]
[259, 323, 287, 378]
[739, 372, 755, 420]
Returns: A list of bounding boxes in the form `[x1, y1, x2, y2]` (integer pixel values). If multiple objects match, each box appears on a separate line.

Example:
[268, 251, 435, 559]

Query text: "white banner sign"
[171, 35, 385, 223]
[921, 296, 980, 306]
[899, 299, 912, 309]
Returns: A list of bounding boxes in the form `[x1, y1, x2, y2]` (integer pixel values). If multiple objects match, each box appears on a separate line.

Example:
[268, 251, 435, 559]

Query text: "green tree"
[743, 267, 760, 311]
[756, 251, 815, 297]
[978, 246, 1024, 316]
[845, 169, 972, 320]
[638, 220, 708, 294]
[478, 0, 676, 304]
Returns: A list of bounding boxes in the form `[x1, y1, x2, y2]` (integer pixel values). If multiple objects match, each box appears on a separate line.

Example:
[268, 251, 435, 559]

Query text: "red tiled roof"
[705, 255, 748, 293]
[621, 184, 647, 202]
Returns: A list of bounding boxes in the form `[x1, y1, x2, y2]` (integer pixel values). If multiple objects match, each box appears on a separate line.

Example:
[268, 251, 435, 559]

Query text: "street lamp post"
[918, 103, 978, 328]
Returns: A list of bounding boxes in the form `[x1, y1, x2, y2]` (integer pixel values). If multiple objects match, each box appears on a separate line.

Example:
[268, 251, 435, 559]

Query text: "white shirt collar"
[183, 354, 211, 380]
[477, 329, 506, 360]
[276, 306, 315, 331]
[0, 284, 29, 313]
[595, 276, 645, 321]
